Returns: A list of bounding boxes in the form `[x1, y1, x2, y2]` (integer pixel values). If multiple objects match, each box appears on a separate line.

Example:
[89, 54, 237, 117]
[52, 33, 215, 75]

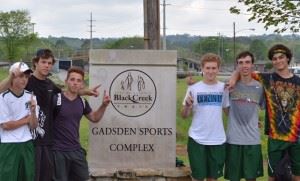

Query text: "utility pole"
[144, 0, 160, 50]
[218, 32, 221, 57]
[233, 22, 236, 66]
[89, 12, 95, 50]
[233, 22, 254, 68]
[31, 23, 35, 34]
[162, 0, 170, 50]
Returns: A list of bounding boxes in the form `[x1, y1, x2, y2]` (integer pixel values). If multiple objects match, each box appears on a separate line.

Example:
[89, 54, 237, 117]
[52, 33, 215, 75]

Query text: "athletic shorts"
[187, 137, 225, 180]
[224, 144, 263, 181]
[53, 148, 89, 181]
[0, 141, 35, 181]
[35, 145, 54, 181]
[268, 138, 300, 176]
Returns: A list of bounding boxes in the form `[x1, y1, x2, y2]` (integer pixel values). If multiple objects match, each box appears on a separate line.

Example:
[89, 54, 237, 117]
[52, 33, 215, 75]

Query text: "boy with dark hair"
[26, 49, 64, 181]
[224, 51, 264, 181]
[228, 44, 300, 181]
[0, 62, 38, 181]
[52, 66, 110, 181]
[181, 53, 229, 181]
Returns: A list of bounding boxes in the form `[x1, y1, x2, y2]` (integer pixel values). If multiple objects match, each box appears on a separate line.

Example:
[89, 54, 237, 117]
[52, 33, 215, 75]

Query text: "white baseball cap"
[9, 62, 33, 74]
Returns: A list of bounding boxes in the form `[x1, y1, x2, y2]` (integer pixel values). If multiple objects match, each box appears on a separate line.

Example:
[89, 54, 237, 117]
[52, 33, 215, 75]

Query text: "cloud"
[0, 0, 279, 38]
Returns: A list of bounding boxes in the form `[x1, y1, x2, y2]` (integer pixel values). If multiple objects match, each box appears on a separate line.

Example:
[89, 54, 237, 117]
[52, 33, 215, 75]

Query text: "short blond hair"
[200, 53, 221, 68]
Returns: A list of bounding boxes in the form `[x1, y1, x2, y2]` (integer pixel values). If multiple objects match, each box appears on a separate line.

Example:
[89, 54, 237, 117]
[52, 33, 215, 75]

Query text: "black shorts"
[35, 145, 54, 181]
[53, 148, 89, 181]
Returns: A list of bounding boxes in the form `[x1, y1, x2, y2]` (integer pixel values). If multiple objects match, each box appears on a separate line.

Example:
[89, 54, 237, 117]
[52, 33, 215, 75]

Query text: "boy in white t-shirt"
[0, 62, 38, 181]
[181, 53, 229, 181]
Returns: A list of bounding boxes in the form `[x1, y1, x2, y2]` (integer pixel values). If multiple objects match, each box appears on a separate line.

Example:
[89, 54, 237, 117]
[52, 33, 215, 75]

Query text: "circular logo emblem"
[109, 69, 157, 117]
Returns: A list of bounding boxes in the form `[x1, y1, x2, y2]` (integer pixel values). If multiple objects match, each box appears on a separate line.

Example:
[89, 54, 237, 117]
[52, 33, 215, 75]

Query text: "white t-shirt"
[183, 81, 229, 145]
[0, 89, 38, 143]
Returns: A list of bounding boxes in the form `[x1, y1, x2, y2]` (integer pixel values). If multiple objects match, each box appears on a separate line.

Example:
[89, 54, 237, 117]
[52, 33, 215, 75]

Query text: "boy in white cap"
[0, 62, 38, 181]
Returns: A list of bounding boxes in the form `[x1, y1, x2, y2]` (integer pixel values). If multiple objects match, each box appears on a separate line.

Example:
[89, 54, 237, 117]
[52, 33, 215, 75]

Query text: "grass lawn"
[0, 68, 8, 80]
[0, 68, 269, 180]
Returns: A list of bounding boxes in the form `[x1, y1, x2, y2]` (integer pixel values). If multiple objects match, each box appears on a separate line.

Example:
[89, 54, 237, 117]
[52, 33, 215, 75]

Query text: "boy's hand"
[29, 92, 37, 114]
[101, 90, 111, 107]
[225, 79, 235, 92]
[186, 72, 196, 86]
[185, 91, 194, 108]
[11, 62, 23, 77]
[85, 84, 101, 97]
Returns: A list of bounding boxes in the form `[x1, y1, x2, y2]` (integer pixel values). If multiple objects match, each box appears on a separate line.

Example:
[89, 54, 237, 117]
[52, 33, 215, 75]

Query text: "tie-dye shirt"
[253, 72, 300, 142]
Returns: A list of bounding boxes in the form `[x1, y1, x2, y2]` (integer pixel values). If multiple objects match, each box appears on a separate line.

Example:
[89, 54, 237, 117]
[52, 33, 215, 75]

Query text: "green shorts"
[0, 141, 35, 181]
[268, 138, 300, 176]
[224, 144, 263, 181]
[187, 137, 225, 180]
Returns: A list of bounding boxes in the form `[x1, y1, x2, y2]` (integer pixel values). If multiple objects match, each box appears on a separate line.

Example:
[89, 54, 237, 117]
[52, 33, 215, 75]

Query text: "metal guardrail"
[177, 71, 231, 79]
[0, 62, 10, 67]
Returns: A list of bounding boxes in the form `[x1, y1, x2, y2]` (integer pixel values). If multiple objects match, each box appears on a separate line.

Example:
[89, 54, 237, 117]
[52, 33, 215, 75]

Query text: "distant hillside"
[2, 33, 298, 63]
[46, 36, 118, 49]
[43, 34, 300, 51]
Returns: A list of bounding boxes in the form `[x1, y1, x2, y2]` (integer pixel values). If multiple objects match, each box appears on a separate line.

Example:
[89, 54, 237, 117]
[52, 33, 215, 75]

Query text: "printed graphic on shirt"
[197, 92, 223, 106]
[31, 109, 45, 139]
[254, 72, 300, 142]
[269, 80, 300, 140]
[230, 87, 261, 105]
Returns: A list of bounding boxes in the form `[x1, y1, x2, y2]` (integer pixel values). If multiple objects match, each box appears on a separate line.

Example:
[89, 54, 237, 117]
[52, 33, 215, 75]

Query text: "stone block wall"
[89, 167, 191, 181]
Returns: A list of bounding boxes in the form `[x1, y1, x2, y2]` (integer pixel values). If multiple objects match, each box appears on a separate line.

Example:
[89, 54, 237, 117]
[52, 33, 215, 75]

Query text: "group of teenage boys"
[0, 44, 299, 181]
[182, 44, 300, 181]
[0, 49, 111, 181]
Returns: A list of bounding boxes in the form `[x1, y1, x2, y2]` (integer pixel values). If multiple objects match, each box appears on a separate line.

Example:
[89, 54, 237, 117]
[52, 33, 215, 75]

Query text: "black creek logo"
[109, 69, 157, 117]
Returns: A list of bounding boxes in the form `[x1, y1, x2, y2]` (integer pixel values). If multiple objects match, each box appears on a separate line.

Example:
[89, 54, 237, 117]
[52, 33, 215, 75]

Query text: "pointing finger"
[93, 84, 101, 90]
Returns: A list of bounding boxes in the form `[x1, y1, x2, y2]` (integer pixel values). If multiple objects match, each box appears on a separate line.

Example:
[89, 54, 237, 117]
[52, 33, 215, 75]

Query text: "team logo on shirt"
[197, 93, 223, 106]
[25, 101, 31, 110]
[109, 69, 157, 117]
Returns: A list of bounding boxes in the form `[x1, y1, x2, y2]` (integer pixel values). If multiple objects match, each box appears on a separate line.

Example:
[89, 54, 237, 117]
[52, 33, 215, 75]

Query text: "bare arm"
[1, 115, 31, 130]
[181, 105, 192, 118]
[226, 70, 240, 90]
[0, 73, 13, 93]
[181, 92, 193, 118]
[0, 63, 23, 93]
[86, 90, 111, 123]
[186, 73, 197, 86]
[28, 94, 38, 129]
[79, 84, 101, 97]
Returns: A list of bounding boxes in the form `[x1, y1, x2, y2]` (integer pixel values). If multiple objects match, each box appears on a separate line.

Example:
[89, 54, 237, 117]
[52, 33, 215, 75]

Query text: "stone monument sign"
[88, 49, 177, 170]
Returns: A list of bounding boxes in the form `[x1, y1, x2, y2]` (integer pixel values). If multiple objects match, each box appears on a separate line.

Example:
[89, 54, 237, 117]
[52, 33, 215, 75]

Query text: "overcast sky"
[0, 0, 286, 39]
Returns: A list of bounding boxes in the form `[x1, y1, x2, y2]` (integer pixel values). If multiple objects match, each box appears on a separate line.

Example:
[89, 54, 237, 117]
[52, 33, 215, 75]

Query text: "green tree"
[230, 0, 300, 33]
[0, 10, 36, 61]
[193, 37, 235, 64]
[193, 37, 219, 55]
[80, 39, 90, 50]
[292, 44, 300, 63]
[103, 37, 144, 49]
[249, 39, 267, 61]
[20, 33, 38, 61]
[55, 39, 72, 58]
